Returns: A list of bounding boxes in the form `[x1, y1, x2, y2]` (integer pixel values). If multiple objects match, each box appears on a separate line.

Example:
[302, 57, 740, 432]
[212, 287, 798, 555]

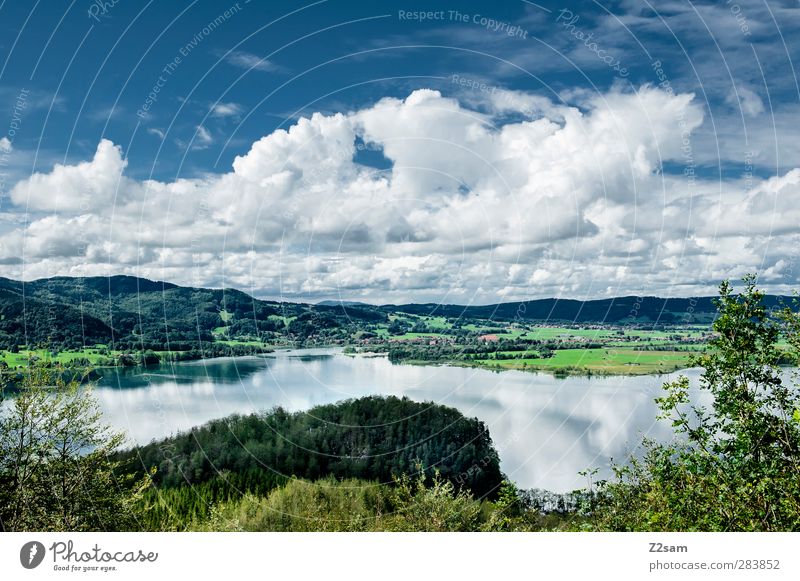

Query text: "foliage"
[190, 477, 392, 532]
[0, 366, 150, 531]
[385, 294, 791, 324]
[117, 395, 503, 499]
[383, 469, 483, 531]
[135, 470, 287, 531]
[593, 276, 800, 531]
[187, 472, 486, 532]
[0, 275, 387, 353]
[180, 471, 588, 532]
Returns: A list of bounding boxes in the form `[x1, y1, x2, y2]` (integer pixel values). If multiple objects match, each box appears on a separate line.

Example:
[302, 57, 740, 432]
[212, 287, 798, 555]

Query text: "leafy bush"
[189, 471, 489, 532]
[593, 276, 800, 531]
[0, 366, 149, 531]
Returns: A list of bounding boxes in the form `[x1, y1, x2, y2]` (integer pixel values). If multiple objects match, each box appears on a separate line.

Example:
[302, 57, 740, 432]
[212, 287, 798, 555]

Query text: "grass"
[267, 314, 295, 328]
[492, 329, 529, 339]
[477, 348, 692, 375]
[516, 326, 708, 342]
[1, 336, 283, 369]
[421, 316, 452, 330]
[367, 320, 714, 376]
[1, 348, 115, 367]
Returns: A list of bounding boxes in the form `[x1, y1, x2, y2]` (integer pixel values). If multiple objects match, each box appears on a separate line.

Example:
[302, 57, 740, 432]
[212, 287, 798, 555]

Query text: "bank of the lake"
[376, 353, 688, 376]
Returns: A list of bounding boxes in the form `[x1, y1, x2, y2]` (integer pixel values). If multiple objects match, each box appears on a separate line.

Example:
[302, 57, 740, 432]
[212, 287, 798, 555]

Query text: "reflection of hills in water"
[95, 355, 273, 388]
[277, 354, 334, 363]
[266, 348, 340, 360]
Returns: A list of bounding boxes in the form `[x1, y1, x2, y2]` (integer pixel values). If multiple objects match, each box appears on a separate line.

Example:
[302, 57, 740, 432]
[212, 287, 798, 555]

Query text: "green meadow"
[477, 348, 692, 375]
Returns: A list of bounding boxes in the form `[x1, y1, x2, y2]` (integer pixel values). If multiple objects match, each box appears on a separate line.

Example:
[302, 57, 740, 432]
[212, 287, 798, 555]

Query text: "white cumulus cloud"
[2, 86, 797, 302]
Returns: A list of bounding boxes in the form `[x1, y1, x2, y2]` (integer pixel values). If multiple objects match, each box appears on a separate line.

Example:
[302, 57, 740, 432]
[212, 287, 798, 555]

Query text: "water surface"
[94, 348, 709, 492]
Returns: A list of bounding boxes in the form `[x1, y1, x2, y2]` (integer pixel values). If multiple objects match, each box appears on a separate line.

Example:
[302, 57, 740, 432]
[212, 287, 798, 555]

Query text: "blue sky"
[0, 0, 798, 303]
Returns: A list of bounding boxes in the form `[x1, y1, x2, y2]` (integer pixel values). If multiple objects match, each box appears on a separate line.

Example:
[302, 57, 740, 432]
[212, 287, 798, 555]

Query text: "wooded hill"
[115, 395, 503, 500]
[0, 275, 386, 351]
[0, 275, 789, 351]
[383, 294, 791, 324]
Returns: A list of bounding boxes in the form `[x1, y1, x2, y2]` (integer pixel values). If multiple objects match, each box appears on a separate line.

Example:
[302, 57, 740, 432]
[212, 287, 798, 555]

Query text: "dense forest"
[382, 294, 791, 324]
[117, 395, 502, 499]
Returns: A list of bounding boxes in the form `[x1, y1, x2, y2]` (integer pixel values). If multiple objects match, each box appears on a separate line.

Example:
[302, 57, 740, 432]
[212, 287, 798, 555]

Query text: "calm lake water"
[92, 348, 714, 492]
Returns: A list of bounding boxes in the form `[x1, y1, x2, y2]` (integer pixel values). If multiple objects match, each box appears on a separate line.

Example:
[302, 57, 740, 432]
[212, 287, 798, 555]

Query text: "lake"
[94, 348, 710, 493]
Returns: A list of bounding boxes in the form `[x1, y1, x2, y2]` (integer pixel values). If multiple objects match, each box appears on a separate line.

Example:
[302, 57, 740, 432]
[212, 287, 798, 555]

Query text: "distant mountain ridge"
[317, 299, 372, 307]
[0, 275, 792, 351]
[380, 295, 770, 324]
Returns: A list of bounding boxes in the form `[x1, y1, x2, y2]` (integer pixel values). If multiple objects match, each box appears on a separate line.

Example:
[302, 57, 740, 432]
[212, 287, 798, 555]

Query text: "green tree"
[594, 275, 800, 531]
[0, 366, 149, 531]
[384, 468, 483, 532]
[119, 395, 502, 499]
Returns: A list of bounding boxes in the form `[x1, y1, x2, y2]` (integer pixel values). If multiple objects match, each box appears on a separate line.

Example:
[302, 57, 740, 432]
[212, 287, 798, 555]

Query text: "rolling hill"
[0, 275, 790, 351]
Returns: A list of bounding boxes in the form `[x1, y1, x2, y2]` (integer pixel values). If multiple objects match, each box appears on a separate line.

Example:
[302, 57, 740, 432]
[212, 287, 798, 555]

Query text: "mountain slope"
[0, 275, 791, 350]
[0, 276, 388, 350]
[379, 295, 756, 324]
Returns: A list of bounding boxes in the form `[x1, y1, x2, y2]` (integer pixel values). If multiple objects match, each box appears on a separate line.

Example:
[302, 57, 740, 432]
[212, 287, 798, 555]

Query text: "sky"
[0, 0, 798, 304]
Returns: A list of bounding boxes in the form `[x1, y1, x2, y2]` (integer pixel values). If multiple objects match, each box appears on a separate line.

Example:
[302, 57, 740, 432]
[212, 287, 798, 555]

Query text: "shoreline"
[387, 356, 688, 377]
[1, 345, 693, 379]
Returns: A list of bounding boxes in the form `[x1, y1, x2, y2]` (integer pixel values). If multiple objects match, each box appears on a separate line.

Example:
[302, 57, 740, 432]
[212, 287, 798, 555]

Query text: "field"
[1, 307, 712, 377]
[0, 347, 114, 367]
[367, 314, 710, 376]
[476, 348, 692, 375]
